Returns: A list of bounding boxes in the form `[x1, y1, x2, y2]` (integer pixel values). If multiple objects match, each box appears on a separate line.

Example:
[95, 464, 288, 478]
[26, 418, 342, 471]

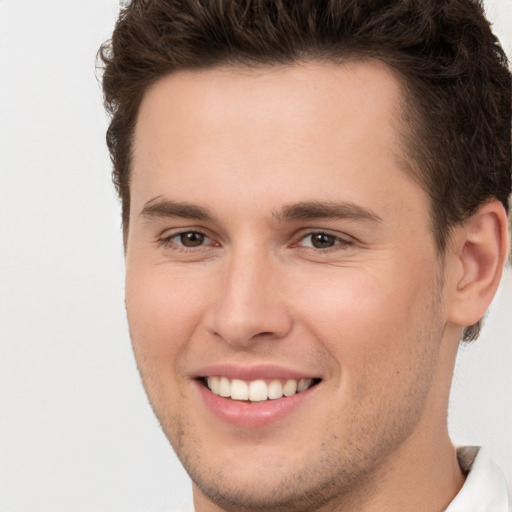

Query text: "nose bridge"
[207, 243, 292, 346]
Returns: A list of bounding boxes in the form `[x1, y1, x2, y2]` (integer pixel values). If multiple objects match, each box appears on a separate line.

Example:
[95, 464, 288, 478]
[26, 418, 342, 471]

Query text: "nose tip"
[204, 258, 293, 348]
[210, 308, 291, 347]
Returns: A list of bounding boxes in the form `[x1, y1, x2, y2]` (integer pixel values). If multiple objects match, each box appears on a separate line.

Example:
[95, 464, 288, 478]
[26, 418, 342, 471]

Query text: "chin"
[189, 464, 341, 512]
[168, 422, 377, 512]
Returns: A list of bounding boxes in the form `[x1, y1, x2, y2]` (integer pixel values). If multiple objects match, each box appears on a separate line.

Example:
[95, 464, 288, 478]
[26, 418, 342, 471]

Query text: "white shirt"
[445, 446, 509, 512]
[173, 446, 510, 512]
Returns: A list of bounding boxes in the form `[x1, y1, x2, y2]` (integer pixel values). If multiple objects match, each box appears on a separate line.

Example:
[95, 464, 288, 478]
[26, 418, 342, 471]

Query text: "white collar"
[445, 447, 509, 512]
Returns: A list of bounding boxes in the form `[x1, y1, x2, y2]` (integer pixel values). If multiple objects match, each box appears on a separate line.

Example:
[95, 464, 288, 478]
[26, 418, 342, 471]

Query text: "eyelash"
[158, 230, 215, 251]
[295, 231, 354, 251]
[158, 230, 353, 252]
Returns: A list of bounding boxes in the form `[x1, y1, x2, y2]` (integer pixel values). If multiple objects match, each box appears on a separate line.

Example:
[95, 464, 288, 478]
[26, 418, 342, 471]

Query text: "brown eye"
[179, 232, 206, 247]
[296, 231, 353, 251]
[309, 233, 338, 249]
[159, 230, 218, 252]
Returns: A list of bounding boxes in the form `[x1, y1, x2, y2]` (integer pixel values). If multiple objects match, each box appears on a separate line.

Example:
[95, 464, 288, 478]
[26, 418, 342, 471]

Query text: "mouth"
[199, 376, 322, 402]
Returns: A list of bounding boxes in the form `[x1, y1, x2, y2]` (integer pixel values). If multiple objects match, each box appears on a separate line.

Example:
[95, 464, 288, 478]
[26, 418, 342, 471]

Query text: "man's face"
[126, 62, 455, 511]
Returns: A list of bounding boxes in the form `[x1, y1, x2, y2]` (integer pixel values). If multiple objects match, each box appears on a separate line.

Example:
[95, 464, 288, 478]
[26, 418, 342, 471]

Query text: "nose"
[204, 249, 293, 348]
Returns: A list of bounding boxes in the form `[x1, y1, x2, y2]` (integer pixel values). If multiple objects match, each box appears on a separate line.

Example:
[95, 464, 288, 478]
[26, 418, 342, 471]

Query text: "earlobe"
[448, 201, 510, 328]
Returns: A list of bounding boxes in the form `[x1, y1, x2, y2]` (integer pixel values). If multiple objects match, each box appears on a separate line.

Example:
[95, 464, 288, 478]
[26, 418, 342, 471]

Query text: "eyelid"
[157, 228, 219, 249]
[293, 230, 355, 248]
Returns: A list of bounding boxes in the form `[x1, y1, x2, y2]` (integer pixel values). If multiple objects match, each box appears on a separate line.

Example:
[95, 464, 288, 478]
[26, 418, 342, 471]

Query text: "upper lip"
[193, 363, 321, 381]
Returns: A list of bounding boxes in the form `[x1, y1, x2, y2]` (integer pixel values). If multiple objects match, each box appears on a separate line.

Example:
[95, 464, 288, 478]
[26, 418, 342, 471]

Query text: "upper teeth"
[206, 377, 314, 401]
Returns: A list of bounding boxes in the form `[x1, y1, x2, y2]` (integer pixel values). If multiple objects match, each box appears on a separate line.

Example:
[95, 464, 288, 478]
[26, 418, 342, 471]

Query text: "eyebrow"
[274, 201, 383, 223]
[140, 197, 215, 221]
[139, 197, 383, 224]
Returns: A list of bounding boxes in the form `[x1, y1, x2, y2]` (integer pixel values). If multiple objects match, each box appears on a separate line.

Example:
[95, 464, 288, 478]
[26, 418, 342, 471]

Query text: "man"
[99, 1, 511, 510]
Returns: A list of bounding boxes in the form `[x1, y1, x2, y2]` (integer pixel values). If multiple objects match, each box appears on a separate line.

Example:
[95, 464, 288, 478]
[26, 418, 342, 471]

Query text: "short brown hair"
[99, 0, 511, 340]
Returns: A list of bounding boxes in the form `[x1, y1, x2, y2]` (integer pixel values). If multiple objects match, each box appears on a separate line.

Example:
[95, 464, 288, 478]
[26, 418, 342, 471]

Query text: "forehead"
[134, 60, 404, 155]
[131, 60, 421, 222]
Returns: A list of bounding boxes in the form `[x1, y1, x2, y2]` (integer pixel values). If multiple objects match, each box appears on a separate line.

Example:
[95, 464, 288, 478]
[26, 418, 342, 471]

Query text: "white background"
[0, 1, 511, 510]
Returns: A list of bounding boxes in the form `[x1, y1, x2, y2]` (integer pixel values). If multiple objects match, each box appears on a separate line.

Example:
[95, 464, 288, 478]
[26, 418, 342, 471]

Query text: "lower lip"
[196, 380, 318, 428]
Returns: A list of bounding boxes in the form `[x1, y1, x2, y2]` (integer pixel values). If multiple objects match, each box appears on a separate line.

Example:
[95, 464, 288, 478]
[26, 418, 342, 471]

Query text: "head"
[100, 0, 511, 341]
[99, 1, 511, 510]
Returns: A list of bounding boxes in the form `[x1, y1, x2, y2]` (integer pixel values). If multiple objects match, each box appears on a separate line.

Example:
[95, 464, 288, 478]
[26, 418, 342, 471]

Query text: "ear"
[447, 200, 510, 329]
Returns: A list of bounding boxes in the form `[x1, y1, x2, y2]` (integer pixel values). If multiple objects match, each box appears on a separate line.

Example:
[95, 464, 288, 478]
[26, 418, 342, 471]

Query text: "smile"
[204, 376, 319, 402]
[195, 366, 323, 427]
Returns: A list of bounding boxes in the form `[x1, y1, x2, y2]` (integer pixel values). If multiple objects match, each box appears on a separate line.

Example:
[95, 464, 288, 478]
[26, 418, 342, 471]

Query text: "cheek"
[295, 265, 439, 389]
[125, 264, 206, 364]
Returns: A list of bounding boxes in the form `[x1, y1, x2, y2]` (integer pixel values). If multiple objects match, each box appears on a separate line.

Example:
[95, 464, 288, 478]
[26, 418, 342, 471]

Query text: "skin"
[125, 61, 494, 511]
